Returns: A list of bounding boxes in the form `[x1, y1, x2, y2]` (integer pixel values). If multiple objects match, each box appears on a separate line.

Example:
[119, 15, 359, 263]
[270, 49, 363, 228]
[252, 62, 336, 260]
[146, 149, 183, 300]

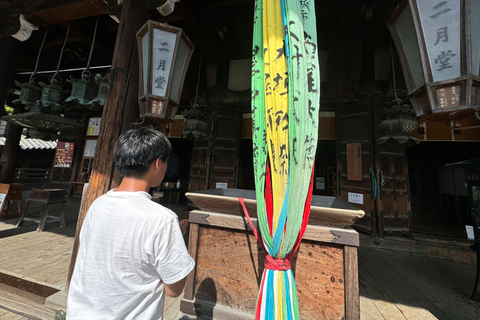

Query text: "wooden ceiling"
[7, 0, 399, 101]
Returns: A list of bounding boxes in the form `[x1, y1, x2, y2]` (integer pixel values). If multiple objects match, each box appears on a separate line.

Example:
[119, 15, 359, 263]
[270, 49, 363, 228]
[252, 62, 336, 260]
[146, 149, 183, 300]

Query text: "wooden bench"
[13, 168, 51, 188]
[16, 188, 67, 232]
[0, 183, 24, 220]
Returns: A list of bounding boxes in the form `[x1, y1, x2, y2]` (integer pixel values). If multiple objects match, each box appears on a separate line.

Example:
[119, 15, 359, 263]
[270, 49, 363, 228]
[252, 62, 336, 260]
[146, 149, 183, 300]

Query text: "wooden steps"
[0, 288, 59, 320]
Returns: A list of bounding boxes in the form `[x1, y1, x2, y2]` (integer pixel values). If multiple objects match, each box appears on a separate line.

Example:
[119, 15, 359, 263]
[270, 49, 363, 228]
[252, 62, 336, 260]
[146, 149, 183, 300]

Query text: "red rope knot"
[264, 255, 291, 271]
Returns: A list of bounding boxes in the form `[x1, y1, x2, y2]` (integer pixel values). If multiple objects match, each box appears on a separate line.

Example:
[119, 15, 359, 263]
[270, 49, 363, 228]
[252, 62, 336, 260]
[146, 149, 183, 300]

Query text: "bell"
[11, 80, 42, 111]
[86, 72, 110, 111]
[64, 71, 98, 110]
[37, 78, 69, 115]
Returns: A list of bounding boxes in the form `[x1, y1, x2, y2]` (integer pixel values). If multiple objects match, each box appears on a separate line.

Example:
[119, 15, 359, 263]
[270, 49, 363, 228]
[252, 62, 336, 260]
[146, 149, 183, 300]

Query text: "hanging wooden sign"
[347, 142, 363, 181]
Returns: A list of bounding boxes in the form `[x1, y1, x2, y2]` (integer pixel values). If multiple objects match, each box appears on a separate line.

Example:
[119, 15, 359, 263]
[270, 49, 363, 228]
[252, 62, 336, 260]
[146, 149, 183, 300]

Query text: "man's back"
[67, 190, 194, 320]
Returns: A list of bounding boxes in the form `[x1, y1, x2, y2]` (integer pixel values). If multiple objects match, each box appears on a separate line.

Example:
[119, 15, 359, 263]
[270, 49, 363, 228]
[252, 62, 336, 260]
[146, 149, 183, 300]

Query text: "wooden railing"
[13, 168, 51, 188]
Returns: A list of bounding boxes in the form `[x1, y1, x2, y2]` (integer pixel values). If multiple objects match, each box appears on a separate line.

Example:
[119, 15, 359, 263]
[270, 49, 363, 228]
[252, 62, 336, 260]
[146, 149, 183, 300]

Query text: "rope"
[370, 168, 377, 200]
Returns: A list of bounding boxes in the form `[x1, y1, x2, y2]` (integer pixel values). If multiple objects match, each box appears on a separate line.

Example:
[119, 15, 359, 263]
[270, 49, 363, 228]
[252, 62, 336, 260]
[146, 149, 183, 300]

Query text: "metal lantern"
[388, 0, 480, 121]
[377, 100, 420, 146]
[136, 20, 194, 122]
[37, 78, 69, 115]
[63, 72, 98, 110]
[86, 72, 110, 111]
[11, 80, 42, 111]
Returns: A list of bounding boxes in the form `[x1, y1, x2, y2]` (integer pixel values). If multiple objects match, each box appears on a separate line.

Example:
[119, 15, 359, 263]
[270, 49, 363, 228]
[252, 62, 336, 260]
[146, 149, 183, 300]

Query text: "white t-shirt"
[67, 190, 195, 320]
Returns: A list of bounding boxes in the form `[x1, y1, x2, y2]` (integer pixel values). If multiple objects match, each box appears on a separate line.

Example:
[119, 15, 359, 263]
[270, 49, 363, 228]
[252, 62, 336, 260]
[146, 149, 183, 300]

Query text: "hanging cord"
[388, 40, 405, 106]
[82, 16, 100, 80]
[191, 41, 204, 108]
[29, 26, 49, 83]
[51, 22, 71, 84]
[370, 168, 377, 200]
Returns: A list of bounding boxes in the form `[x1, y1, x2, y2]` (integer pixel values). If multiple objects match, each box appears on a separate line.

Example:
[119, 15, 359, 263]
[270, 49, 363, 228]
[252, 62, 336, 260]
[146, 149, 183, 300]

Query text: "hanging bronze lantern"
[64, 17, 101, 112]
[11, 27, 47, 111]
[86, 72, 110, 111]
[377, 99, 420, 146]
[11, 80, 42, 111]
[181, 102, 208, 140]
[37, 78, 69, 115]
[63, 71, 98, 110]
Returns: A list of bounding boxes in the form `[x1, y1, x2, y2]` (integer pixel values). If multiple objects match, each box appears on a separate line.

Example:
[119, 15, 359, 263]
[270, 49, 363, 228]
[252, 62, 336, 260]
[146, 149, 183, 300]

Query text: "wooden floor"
[358, 246, 480, 320]
[1, 197, 480, 319]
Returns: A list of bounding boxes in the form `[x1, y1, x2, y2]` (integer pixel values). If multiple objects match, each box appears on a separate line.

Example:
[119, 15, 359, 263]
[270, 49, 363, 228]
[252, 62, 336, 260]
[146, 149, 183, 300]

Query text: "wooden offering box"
[181, 189, 365, 320]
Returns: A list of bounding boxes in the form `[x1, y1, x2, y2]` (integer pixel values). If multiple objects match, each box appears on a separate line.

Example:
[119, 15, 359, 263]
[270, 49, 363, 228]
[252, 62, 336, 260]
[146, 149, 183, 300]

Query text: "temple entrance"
[408, 142, 480, 238]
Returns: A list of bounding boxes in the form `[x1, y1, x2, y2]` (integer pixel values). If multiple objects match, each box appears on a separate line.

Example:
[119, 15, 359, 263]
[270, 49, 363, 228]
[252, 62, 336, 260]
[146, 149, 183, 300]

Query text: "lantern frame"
[136, 20, 194, 122]
[388, 0, 480, 121]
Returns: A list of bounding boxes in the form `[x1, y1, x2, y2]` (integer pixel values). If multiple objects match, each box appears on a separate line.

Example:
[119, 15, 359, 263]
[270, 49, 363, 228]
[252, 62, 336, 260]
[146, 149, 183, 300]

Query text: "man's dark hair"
[114, 128, 172, 178]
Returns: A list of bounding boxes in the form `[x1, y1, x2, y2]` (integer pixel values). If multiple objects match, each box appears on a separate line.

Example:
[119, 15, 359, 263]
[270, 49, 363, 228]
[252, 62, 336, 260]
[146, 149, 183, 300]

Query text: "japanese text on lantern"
[417, 0, 461, 81]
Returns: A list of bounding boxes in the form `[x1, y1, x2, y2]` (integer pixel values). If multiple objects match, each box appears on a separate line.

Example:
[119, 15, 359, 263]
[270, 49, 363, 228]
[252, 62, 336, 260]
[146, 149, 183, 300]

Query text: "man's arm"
[164, 276, 188, 297]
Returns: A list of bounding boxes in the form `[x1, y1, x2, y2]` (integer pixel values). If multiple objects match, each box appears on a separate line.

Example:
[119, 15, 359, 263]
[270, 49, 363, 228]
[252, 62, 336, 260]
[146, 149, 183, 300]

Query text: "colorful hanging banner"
[245, 0, 320, 319]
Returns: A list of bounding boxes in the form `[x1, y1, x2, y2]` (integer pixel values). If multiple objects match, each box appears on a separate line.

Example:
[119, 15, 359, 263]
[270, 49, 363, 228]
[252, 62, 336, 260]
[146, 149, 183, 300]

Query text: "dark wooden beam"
[67, 0, 148, 288]
[206, 0, 253, 10]
[58, 22, 114, 59]
[0, 37, 22, 184]
[23, 0, 113, 26]
[176, 0, 226, 65]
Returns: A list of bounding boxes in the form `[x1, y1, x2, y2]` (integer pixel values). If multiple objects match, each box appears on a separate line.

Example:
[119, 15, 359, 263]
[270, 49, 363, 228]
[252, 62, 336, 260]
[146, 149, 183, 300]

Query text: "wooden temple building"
[1, 0, 480, 319]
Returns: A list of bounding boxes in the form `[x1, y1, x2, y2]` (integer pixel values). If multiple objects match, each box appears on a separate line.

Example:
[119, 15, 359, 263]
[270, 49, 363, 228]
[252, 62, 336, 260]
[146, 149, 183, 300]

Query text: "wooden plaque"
[346, 143, 363, 181]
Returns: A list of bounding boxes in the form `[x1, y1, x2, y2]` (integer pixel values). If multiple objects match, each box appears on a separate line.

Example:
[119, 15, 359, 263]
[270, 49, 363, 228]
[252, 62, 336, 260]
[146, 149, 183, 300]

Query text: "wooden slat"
[358, 263, 408, 320]
[189, 210, 359, 246]
[344, 246, 360, 320]
[186, 192, 365, 228]
[358, 284, 385, 320]
[183, 223, 199, 301]
[0, 285, 57, 320]
[0, 307, 30, 320]
[359, 253, 436, 320]
[375, 249, 478, 319]
[358, 247, 453, 320]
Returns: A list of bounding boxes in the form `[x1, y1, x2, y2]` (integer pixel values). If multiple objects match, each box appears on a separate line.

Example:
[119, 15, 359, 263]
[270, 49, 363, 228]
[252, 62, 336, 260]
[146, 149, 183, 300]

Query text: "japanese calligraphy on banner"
[54, 142, 75, 168]
[417, 0, 460, 81]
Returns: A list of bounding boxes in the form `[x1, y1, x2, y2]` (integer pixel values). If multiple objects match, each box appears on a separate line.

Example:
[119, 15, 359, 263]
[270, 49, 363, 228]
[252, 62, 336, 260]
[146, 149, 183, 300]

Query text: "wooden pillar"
[67, 0, 149, 287]
[0, 37, 22, 184]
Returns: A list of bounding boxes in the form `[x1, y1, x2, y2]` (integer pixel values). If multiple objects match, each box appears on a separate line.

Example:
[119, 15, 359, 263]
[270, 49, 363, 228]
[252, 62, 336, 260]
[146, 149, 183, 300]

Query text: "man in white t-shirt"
[67, 128, 195, 319]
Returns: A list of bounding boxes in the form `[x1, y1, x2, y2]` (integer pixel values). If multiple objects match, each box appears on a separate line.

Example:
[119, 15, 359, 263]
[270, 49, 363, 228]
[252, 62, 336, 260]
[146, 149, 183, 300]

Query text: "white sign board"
[315, 177, 325, 190]
[83, 140, 98, 158]
[216, 182, 228, 189]
[87, 117, 101, 136]
[466, 225, 475, 241]
[348, 192, 364, 205]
